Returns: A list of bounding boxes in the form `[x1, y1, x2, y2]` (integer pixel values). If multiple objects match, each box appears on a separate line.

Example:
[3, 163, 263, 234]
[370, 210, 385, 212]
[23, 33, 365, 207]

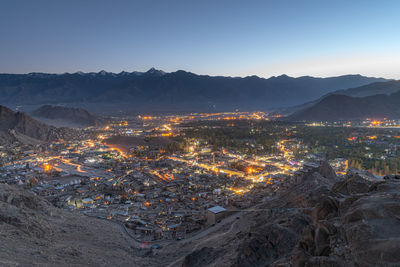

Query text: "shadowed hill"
[333, 79, 400, 98]
[287, 91, 400, 121]
[0, 105, 74, 144]
[31, 105, 106, 127]
[274, 79, 399, 116]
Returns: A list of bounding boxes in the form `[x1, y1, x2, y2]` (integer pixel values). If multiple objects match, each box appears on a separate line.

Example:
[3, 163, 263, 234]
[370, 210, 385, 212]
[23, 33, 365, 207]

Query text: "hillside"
[0, 183, 140, 266]
[31, 105, 106, 127]
[0, 105, 74, 144]
[334, 79, 400, 98]
[0, 70, 386, 112]
[287, 91, 400, 122]
[274, 79, 400, 116]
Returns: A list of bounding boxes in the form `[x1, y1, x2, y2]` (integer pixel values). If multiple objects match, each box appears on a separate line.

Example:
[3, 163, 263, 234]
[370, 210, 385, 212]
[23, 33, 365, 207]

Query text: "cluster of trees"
[181, 120, 290, 155]
[163, 136, 188, 153]
[349, 157, 400, 175]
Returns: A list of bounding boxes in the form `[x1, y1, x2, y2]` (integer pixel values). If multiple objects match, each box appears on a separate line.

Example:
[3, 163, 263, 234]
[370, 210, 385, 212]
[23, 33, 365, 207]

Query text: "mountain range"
[0, 69, 387, 112]
[287, 80, 400, 121]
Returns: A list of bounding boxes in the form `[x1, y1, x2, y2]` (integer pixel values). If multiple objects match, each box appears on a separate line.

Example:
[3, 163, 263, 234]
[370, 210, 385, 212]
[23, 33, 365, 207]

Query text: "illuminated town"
[1, 111, 399, 246]
[2, 1, 400, 265]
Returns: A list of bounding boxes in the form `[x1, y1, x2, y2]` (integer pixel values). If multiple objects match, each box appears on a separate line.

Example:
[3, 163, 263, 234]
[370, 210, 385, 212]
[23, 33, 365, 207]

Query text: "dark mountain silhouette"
[31, 105, 106, 127]
[333, 79, 400, 97]
[0, 105, 73, 143]
[0, 69, 387, 112]
[274, 79, 399, 116]
[287, 90, 400, 121]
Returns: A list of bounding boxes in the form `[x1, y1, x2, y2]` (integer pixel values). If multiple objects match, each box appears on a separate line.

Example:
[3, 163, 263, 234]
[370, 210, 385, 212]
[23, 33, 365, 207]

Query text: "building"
[206, 205, 226, 224]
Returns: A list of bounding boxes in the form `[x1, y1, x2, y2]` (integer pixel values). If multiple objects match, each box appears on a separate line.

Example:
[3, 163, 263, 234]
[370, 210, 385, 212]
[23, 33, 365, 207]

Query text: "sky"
[0, 0, 399, 78]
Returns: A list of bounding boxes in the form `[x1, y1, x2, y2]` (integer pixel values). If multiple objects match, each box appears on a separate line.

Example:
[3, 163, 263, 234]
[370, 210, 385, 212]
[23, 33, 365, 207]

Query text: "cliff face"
[0, 183, 140, 266]
[180, 163, 400, 267]
[0, 105, 74, 144]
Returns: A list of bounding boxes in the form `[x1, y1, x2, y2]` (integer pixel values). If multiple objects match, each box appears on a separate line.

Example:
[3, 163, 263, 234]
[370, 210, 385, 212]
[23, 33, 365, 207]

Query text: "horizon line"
[0, 68, 394, 81]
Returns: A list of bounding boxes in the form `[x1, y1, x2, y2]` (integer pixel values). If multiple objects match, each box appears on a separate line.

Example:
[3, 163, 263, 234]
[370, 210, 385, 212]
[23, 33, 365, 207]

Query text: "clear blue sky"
[1, 0, 399, 78]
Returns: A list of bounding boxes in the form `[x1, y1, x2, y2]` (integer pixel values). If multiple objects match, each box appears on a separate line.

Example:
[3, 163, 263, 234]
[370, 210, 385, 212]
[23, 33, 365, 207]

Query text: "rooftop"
[208, 205, 226, 214]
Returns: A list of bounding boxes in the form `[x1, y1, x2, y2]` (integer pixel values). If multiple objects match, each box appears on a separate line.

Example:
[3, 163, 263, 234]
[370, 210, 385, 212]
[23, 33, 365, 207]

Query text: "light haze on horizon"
[0, 0, 399, 79]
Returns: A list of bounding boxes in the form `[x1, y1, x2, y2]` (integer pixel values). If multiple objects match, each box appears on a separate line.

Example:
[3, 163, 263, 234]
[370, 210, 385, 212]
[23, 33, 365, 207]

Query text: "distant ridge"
[0, 69, 387, 112]
[333, 79, 400, 98]
[31, 105, 106, 127]
[287, 90, 400, 122]
[276, 79, 400, 116]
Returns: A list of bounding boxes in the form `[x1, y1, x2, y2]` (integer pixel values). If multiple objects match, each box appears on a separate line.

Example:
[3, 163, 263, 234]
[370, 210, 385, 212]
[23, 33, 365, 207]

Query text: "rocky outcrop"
[0, 105, 75, 144]
[217, 163, 400, 267]
[0, 184, 139, 266]
[182, 247, 223, 267]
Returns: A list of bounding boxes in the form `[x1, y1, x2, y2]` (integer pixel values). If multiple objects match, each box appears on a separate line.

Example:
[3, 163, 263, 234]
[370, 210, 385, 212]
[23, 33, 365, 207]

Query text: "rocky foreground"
[1, 163, 400, 266]
[0, 183, 139, 266]
[175, 163, 400, 267]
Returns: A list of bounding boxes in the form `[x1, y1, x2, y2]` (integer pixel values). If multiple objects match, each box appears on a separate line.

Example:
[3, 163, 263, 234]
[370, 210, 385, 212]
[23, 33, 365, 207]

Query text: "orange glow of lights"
[60, 158, 88, 173]
[229, 187, 248, 195]
[42, 164, 52, 172]
[87, 141, 95, 148]
[165, 173, 174, 180]
[247, 167, 256, 174]
[103, 143, 128, 158]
